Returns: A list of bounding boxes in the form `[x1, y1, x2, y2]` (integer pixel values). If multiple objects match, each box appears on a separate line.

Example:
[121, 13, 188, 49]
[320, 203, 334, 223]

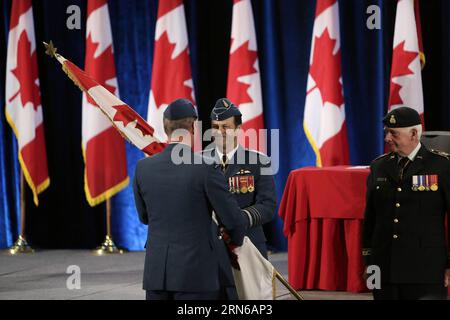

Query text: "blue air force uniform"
[203, 98, 277, 299]
[133, 99, 247, 299]
[202, 146, 277, 257]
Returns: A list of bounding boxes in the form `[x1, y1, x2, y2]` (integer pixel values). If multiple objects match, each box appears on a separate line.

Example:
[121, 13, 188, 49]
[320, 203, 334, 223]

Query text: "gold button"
[394, 218, 399, 223]
[397, 188, 402, 192]
[395, 203, 400, 208]
[393, 234, 398, 239]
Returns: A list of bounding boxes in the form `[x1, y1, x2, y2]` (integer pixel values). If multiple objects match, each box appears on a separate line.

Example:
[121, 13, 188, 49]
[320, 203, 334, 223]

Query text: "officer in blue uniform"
[202, 98, 277, 299]
[362, 106, 450, 300]
[133, 98, 248, 300]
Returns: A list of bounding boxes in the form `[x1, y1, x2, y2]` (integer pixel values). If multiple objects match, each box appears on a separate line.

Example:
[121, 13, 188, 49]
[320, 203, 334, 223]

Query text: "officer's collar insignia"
[389, 115, 396, 124]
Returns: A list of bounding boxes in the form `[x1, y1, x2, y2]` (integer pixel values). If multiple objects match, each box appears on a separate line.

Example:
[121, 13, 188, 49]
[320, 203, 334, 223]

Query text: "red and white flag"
[303, 0, 350, 167]
[388, 0, 424, 123]
[47, 43, 165, 157]
[227, 0, 265, 152]
[82, 0, 128, 206]
[147, 0, 196, 144]
[5, 0, 49, 205]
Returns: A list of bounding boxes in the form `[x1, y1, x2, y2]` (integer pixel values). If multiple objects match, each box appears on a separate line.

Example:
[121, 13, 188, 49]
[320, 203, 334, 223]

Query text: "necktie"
[221, 154, 228, 172]
[398, 156, 411, 180]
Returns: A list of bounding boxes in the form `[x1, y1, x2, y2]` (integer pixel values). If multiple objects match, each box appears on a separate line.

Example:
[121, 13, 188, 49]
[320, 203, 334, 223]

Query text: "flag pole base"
[93, 235, 126, 255]
[7, 235, 35, 255]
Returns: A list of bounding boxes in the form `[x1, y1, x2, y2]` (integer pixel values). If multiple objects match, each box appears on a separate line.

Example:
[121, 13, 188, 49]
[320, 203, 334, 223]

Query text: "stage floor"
[0, 250, 372, 300]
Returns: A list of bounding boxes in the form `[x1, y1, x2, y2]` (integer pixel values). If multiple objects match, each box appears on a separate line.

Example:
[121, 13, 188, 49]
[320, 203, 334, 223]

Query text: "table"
[279, 166, 450, 295]
[279, 166, 369, 292]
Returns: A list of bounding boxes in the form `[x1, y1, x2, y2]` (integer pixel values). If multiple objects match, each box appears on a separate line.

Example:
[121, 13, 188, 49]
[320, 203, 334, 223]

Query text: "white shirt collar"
[216, 145, 239, 162]
[406, 142, 422, 161]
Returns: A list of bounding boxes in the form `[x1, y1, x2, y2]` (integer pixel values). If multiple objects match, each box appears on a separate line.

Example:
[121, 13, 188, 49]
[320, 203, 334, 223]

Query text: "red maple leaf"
[112, 105, 166, 156]
[388, 41, 418, 106]
[9, 31, 41, 110]
[227, 40, 258, 105]
[112, 104, 155, 136]
[309, 28, 344, 107]
[85, 34, 117, 105]
[151, 32, 194, 107]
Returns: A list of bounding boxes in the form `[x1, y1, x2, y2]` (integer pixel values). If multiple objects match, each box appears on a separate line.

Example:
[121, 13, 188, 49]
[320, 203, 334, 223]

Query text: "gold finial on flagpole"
[43, 41, 58, 58]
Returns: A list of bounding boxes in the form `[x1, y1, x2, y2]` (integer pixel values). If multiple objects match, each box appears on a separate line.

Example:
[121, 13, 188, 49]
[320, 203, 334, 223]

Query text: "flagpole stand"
[94, 235, 124, 255]
[8, 235, 34, 255]
[7, 171, 34, 255]
[93, 198, 126, 255]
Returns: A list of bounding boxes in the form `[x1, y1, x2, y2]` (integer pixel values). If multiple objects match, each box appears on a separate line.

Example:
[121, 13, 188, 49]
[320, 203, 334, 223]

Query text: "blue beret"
[383, 106, 421, 128]
[210, 98, 242, 121]
[163, 98, 198, 120]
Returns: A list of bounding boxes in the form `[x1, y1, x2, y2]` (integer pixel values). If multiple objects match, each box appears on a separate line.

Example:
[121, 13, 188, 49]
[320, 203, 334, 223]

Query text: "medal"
[412, 175, 419, 191]
[418, 175, 425, 191]
[228, 177, 234, 193]
[247, 175, 255, 193]
[430, 174, 439, 191]
[239, 176, 248, 194]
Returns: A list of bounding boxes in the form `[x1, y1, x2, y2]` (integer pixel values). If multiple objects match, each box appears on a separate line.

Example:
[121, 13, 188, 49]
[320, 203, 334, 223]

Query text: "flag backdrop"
[83, 0, 129, 206]
[227, 0, 265, 152]
[388, 0, 425, 124]
[5, 0, 49, 206]
[147, 0, 195, 143]
[2, 0, 450, 250]
[303, 0, 350, 167]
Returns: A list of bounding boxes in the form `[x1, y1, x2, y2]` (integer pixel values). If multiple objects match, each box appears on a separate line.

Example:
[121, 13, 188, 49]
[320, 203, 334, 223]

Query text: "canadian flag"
[82, 0, 128, 206]
[303, 0, 350, 167]
[388, 0, 424, 123]
[47, 44, 165, 157]
[5, 0, 49, 206]
[227, 0, 265, 152]
[147, 0, 196, 144]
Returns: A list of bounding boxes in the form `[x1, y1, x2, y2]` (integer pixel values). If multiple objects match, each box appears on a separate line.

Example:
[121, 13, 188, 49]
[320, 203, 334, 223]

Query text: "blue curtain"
[1, 0, 450, 251]
[0, 0, 20, 249]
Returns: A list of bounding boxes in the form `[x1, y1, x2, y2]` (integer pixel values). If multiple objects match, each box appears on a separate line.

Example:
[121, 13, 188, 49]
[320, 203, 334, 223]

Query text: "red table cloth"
[279, 166, 450, 295]
[279, 166, 369, 293]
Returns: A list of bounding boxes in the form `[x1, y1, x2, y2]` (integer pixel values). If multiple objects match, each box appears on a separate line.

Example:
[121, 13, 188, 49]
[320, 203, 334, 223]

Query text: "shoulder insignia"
[430, 149, 450, 160]
[372, 153, 392, 163]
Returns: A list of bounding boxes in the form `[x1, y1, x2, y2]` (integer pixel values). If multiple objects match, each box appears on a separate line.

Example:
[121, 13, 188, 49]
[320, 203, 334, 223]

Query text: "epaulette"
[372, 153, 392, 163]
[430, 149, 450, 160]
